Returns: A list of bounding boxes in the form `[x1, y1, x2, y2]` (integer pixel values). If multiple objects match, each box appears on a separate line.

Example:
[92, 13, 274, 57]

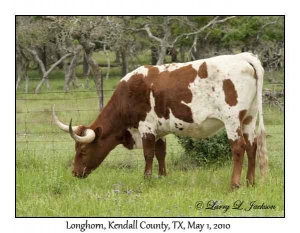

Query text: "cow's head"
[52, 105, 112, 178]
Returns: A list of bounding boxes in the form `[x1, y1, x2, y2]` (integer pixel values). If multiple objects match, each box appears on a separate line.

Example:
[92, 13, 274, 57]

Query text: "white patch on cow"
[157, 65, 166, 73]
[138, 91, 157, 138]
[245, 127, 255, 145]
[138, 66, 149, 76]
[127, 128, 143, 149]
[191, 60, 203, 75]
[121, 71, 134, 82]
[121, 66, 149, 82]
[156, 62, 192, 73]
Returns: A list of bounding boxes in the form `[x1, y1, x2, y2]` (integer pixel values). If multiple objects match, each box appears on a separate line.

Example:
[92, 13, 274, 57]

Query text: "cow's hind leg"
[243, 123, 257, 186]
[225, 121, 246, 189]
[142, 133, 156, 178]
[155, 138, 167, 176]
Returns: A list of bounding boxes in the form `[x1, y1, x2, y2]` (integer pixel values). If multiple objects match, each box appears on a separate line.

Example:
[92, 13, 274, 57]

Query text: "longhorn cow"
[53, 52, 267, 188]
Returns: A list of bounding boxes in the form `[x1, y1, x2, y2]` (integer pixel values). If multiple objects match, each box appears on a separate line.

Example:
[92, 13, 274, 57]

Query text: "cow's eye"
[81, 149, 87, 155]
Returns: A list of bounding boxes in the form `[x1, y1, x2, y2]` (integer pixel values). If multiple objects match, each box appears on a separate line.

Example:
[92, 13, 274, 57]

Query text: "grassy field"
[16, 55, 284, 217]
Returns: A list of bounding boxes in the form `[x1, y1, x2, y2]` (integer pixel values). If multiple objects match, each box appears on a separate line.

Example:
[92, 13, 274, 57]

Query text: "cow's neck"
[91, 97, 125, 141]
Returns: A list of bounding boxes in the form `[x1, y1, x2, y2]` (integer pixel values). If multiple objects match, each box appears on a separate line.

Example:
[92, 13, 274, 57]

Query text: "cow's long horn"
[52, 105, 79, 133]
[69, 119, 96, 144]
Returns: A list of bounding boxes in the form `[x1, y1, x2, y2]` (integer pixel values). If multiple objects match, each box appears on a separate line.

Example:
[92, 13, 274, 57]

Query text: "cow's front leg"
[155, 138, 167, 176]
[142, 133, 156, 178]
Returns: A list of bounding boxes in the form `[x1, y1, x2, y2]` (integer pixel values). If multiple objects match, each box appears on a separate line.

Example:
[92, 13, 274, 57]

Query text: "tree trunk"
[32, 49, 72, 93]
[180, 46, 185, 62]
[36, 46, 47, 75]
[56, 52, 64, 69]
[72, 32, 104, 110]
[23, 61, 29, 93]
[114, 50, 121, 63]
[83, 54, 91, 89]
[64, 50, 80, 92]
[83, 54, 89, 76]
[151, 46, 158, 65]
[121, 48, 128, 76]
[27, 48, 50, 94]
[87, 52, 103, 110]
[170, 47, 178, 63]
[71, 76, 81, 89]
[103, 44, 110, 80]
[156, 43, 168, 65]
[16, 63, 22, 91]
[45, 52, 72, 78]
[25, 66, 29, 94]
[42, 45, 47, 70]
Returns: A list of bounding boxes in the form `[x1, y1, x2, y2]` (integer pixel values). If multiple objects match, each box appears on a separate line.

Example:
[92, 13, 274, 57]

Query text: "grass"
[16, 55, 284, 217]
[16, 124, 284, 217]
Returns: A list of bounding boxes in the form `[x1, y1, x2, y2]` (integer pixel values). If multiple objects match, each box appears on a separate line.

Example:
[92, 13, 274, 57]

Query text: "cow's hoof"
[144, 173, 152, 179]
[246, 180, 255, 187]
[231, 183, 240, 190]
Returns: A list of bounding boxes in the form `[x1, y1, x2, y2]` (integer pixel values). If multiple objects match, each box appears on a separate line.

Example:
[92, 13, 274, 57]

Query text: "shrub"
[176, 129, 232, 166]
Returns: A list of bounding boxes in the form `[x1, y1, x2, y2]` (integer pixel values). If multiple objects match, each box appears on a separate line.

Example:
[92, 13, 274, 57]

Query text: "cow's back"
[120, 53, 259, 140]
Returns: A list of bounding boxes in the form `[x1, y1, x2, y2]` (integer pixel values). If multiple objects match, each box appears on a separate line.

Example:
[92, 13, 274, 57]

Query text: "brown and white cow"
[53, 52, 267, 188]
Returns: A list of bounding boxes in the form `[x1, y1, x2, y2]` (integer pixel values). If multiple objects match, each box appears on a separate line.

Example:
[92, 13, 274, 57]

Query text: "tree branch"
[257, 18, 279, 41]
[171, 16, 236, 47]
[188, 34, 199, 61]
[143, 24, 163, 43]
[43, 52, 72, 78]
[26, 48, 47, 75]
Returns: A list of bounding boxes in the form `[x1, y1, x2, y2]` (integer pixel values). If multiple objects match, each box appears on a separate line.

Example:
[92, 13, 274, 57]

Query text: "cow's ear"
[94, 126, 103, 139]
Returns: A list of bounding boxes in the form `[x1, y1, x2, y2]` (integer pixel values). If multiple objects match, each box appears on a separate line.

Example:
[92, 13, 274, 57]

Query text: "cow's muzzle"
[72, 167, 91, 179]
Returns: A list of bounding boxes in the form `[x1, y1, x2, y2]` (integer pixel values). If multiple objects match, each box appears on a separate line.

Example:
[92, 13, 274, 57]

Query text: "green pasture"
[16, 59, 284, 217]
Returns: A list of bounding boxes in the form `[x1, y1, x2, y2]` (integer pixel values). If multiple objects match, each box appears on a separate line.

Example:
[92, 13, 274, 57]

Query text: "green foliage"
[221, 16, 284, 50]
[177, 130, 231, 166]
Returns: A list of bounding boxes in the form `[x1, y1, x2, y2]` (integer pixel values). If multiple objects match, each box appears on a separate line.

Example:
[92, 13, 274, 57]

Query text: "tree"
[68, 16, 106, 110]
[16, 16, 78, 93]
[140, 16, 236, 65]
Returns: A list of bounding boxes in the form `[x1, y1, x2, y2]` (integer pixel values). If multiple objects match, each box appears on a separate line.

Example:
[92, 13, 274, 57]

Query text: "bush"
[176, 129, 232, 166]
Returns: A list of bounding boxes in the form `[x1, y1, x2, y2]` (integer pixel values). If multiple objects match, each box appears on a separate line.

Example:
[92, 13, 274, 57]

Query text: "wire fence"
[16, 85, 284, 160]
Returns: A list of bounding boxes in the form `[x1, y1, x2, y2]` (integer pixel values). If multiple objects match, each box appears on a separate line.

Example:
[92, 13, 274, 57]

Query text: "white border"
[3, 0, 299, 232]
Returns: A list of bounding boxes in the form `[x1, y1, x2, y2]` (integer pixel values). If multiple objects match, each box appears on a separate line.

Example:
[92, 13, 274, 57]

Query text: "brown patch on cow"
[249, 63, 258, 79]
[223, 79, 238, 106]
[243, 133, 251, 150]
[236, 126, 243, 138]
[243, 133, 258, 186]
[239, 109, 253, 125]
[145, 64, 197, 123]
[116, 73, 152, 128]
[116, 64, 197, 127]
[198, 62, 208, 79]
[122, 130, 135, 149]
[243, 116, 253, 125]
[229, 136, 246, 188]
[239, 109, 247, 122]
[229, 127, 247, 188]
[155, 138, 167, 176]
[212, 87, 215, 92]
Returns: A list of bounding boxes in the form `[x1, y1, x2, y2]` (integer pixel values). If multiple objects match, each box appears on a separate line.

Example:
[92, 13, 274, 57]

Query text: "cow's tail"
[241, 53, 268, 177]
